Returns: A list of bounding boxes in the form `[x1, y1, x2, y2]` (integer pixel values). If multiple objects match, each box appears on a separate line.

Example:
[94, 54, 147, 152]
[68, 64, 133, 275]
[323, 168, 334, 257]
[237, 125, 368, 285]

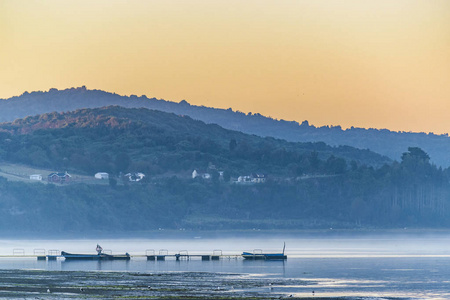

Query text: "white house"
[124, 172, 145, 182]
[30, 174, 42, 181]
[237, 174, 267, 184]
[192, 169, 211, 179]
[95, 172, 109, 180]
[238, 175, 252, 183]
[251, 173, 266, 183]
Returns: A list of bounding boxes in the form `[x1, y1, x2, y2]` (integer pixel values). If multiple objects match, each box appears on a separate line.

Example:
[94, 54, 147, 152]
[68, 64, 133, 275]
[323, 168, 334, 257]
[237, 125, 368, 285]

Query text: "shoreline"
[0, 269, 308, 299]
[1, 228, 450, 240]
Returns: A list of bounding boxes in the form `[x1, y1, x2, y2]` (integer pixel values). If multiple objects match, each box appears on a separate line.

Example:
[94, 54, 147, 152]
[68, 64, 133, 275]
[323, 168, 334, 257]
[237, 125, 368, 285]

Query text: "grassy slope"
[0, 162, 107, 185]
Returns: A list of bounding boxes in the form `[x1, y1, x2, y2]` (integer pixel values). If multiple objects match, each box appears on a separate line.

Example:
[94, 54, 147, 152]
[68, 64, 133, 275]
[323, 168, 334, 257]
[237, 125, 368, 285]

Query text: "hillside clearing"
[0, 163, 107, 185]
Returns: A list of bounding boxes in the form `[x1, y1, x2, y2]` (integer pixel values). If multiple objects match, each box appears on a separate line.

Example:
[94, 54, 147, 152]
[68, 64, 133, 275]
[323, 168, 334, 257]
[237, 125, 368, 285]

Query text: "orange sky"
[1, 0, 450, 133]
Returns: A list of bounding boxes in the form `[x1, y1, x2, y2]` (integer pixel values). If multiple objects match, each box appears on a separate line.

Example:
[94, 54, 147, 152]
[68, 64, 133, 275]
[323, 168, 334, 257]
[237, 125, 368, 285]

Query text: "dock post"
[179, 250, 189, 260]
[146, 250, 155, 261]
[212, 249, 222, 260]
[34, 249, 46, 261]
[47, 250, 59, 261]
[157, 249, 168, 261]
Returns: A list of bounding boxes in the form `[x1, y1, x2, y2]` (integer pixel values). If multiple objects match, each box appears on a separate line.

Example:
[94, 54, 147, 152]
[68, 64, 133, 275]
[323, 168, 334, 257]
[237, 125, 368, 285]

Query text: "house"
[95, 172, 109, 180]
[192, 169, 211, 180]
[251, 173, 266, 183]
[48, 172, 71, 183]
[236, 173, 267, 184]
[30, 174, 42, 181]
[124, 172, 145, 182]
[237, 175, 252, 183]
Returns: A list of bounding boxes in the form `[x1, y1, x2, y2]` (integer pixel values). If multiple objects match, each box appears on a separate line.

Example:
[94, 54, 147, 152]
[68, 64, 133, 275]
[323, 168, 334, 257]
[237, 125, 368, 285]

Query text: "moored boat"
[242, 243, 287, 260]
[61, 244, 130, 260]
[61, 251, 131, 260]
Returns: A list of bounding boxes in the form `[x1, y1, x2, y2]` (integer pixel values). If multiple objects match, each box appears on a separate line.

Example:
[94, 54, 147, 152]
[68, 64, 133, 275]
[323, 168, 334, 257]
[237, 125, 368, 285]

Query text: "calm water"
[1, 234, 450, 299]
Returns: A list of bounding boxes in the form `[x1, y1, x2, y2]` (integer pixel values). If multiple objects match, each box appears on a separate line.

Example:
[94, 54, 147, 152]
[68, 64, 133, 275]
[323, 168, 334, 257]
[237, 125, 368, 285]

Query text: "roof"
[48, 172, 71, 177]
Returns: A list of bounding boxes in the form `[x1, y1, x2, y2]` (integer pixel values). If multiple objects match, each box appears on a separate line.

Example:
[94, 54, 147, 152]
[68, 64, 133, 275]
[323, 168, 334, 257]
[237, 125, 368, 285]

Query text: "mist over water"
[1, 233, 450, 299]
[1, 231, 450, 256]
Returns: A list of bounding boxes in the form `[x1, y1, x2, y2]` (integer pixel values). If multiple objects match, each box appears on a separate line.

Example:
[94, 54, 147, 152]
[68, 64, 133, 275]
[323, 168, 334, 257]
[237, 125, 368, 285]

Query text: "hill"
[0, 106, 449, 233]
[0, 106, 390, 177]
[2, 87, 450, 167]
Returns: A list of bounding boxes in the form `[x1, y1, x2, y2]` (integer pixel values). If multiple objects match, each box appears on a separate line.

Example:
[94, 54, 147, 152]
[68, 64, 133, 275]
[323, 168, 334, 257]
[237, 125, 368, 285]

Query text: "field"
[0, 163, 107, 185]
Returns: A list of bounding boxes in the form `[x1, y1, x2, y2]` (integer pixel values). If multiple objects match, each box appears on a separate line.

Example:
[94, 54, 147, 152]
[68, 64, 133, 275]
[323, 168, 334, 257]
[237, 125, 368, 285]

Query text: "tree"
[229, 139, 237, 152]
[223, 171, 231, 182]
[109, 177, 117, 188]
[308, 151, 320, 172]
[401, 147, 430, 163]
[325, 155, 347, 174]
[115, 152, 131, 173]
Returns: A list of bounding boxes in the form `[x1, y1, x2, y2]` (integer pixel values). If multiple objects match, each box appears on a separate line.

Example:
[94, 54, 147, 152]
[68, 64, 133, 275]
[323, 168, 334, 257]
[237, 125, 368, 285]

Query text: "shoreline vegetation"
[1, 228, 450, 240]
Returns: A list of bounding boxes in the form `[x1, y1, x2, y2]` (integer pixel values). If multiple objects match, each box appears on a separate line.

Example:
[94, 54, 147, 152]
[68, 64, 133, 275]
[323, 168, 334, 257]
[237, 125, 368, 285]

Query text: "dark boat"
[242, 243, 287, 260]
[61, 251, 131, 260]
[61, 244, 131, 260]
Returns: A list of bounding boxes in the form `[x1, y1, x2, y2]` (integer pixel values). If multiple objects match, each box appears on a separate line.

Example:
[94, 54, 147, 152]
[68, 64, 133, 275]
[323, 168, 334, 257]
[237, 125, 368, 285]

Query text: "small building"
[95, 172, 109, 180]
[48, 172, 71, 183]
[30, 174, 42, 181]
[251, 173, 266, 183]
[124, 172, 145, 182]
[238, 175, 252, 183]
[192, 169, 211, 180]
[237, 174, 267, 184]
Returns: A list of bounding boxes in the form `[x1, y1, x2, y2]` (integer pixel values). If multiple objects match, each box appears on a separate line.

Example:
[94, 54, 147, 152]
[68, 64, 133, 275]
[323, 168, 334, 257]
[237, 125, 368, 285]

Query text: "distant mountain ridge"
[2, 86, 450, 167]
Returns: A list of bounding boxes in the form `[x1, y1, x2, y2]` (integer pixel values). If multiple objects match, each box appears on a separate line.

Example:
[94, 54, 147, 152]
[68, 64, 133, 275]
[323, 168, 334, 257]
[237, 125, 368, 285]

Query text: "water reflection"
[60, 259, 131, 271]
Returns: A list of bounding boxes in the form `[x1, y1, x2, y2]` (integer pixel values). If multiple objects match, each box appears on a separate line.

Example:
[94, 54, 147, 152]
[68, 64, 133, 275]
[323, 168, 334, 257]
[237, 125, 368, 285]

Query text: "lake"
[1, 232, 450, 299]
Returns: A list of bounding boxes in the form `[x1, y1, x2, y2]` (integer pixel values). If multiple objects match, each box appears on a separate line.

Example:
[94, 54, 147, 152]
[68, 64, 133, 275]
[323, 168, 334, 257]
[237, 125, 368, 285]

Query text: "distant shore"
[1, 228, 450, 240]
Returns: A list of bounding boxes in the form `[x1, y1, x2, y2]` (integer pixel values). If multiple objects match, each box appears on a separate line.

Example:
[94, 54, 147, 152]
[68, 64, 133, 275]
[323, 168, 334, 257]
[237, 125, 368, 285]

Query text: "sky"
[1, 0, 450, 134]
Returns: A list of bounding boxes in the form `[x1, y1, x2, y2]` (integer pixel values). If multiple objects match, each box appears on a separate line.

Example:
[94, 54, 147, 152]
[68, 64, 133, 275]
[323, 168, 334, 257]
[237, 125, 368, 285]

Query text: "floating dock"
[2, 248, 246, 261]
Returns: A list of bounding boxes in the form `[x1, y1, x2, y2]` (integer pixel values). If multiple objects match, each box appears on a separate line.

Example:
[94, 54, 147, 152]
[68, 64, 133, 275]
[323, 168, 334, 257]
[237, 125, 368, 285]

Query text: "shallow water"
[1, 234, 450, 299]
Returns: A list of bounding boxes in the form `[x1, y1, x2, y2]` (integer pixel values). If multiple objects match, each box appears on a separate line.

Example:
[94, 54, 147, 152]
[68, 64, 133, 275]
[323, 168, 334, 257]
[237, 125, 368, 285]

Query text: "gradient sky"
[1, 0, 450, 133]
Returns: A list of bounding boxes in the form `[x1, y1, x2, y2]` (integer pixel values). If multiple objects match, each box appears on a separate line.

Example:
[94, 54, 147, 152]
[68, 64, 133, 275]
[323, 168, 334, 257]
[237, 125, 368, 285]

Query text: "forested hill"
[0, 107, 450, 232]
[0, 106, 389, 176]
[2, 87, 450, 167]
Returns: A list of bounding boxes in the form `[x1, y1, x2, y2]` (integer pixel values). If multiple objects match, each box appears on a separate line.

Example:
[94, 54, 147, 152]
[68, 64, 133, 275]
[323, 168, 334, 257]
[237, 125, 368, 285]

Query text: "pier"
[2, 248, 244, 261]
[144, 249, 229, 261]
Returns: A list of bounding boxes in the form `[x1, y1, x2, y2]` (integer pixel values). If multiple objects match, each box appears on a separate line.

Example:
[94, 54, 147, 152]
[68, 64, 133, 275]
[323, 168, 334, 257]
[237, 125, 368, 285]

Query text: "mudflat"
[0, 269, 309, 299]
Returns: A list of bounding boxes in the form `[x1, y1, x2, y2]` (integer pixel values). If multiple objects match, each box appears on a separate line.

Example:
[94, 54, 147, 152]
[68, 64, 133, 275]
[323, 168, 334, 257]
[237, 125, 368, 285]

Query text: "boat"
[61, 244, 131, 260]
[242, 243, 287, 260]
[61, 251, 131, 260]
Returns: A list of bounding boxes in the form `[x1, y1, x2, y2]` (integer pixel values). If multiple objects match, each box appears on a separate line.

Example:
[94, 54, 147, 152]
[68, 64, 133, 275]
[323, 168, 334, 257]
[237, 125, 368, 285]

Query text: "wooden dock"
[1, 248, 244, 261]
